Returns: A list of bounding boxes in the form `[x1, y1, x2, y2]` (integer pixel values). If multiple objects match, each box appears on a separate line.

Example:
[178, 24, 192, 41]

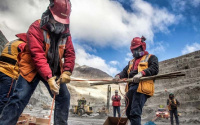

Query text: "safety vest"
[168, 99, 177, 110]
[125, 54, 154, 96]
[0, 40, 25, 79]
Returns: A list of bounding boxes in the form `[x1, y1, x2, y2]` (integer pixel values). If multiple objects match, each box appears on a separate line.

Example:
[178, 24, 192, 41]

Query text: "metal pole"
[107, 85, 111, 113]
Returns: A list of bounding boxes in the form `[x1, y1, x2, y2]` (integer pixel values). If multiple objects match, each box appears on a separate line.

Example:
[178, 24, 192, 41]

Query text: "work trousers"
[125, 85, 148, 125]
[170, 109, 179, 125]
[0, 72, 16, 114]
[113, 106, 121, 117]
[0, 74, 70, 125]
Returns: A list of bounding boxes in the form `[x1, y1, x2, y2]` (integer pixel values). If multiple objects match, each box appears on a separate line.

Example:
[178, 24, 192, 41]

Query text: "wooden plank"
[36, 118, 49, 125]
[90, 71, 185, 86]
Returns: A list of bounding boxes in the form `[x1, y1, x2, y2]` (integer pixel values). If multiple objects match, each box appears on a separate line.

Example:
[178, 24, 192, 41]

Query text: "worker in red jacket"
[112, 90, 121, 117]
[0, 0, 75, 125]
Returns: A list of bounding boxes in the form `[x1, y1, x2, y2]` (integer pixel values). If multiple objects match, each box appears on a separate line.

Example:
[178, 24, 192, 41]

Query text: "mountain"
[72, 64, 112, 79]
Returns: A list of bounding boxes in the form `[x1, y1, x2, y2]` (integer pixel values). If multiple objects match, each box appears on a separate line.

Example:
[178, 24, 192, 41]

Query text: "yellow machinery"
[70, 97, 93, 116]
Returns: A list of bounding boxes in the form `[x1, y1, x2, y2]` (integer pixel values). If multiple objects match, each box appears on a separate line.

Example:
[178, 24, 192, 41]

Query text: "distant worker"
[112, 90, 121, 117]
[113, 36, 159, 125]
[167, 93, 180, 125]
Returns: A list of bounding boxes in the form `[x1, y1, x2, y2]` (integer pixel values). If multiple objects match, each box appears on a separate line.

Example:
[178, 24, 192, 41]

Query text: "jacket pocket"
[137, 80, 154, 96]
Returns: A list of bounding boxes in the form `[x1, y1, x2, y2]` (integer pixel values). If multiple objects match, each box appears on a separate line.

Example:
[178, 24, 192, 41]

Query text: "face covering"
[48, 21, 65, 34]
[132, 50, 144, 58]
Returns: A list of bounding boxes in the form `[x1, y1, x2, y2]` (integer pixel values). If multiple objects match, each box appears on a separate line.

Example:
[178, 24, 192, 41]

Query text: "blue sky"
[72, 0, 200, 75]
[0, 0, 200, 76]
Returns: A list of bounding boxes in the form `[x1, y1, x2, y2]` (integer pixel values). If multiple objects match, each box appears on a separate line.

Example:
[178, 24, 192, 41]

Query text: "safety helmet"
[169, 93, 174, 98]
[49, 0, 71, 24]
[130, 36, 146, 51]
[115, 90, 118, 93]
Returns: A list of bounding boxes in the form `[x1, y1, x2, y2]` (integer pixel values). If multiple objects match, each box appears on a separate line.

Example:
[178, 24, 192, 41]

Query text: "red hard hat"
[130, 36, 146, 51]
[49, 0, 71, 24]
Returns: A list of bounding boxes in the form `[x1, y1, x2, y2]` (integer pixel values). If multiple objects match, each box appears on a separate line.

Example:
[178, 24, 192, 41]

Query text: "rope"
[7, 64, 17, 98]
[48, 94, 56, 125]
[117, 80, 129, 125]
[7, 78, 14, 98]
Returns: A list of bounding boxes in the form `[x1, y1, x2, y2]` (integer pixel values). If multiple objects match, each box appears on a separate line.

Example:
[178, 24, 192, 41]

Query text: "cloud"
[0, 0, 48, 41]
[109, 61, 119, 66]
[190, 0, 200, 7]
[171, 0, 200, 12]
[125, 52, 132, 62]
[182, 42, 200, 55]
[0, 0, 179, 76]
[71, 0, 178, 47]
[75, 44, 120, 76]
[171, 0, 187, 12]
[0, 0, 178, 48]
[148, 42, 166, 54]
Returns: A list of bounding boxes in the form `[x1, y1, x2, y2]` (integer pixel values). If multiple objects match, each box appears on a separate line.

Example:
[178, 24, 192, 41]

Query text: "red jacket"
[112, 95, 121, 106]
[18, 20, 75, 82]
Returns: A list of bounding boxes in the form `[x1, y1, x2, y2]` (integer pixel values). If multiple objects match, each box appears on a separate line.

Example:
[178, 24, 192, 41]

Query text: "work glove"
[113, 75, 120, 82]
[60, 71, 71, 84]
[133, 72, 143, 83]
[47, 76, 60, 95]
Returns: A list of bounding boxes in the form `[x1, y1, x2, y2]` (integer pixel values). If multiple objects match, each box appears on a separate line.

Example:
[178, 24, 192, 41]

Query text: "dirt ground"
[23, 107, 200, 125]
[68, 117, 199, 125]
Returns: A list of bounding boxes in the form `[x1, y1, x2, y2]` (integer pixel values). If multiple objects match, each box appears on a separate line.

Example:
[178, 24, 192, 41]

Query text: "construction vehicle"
[155, 108, 170, 119]
[70, 97, 93, 116]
